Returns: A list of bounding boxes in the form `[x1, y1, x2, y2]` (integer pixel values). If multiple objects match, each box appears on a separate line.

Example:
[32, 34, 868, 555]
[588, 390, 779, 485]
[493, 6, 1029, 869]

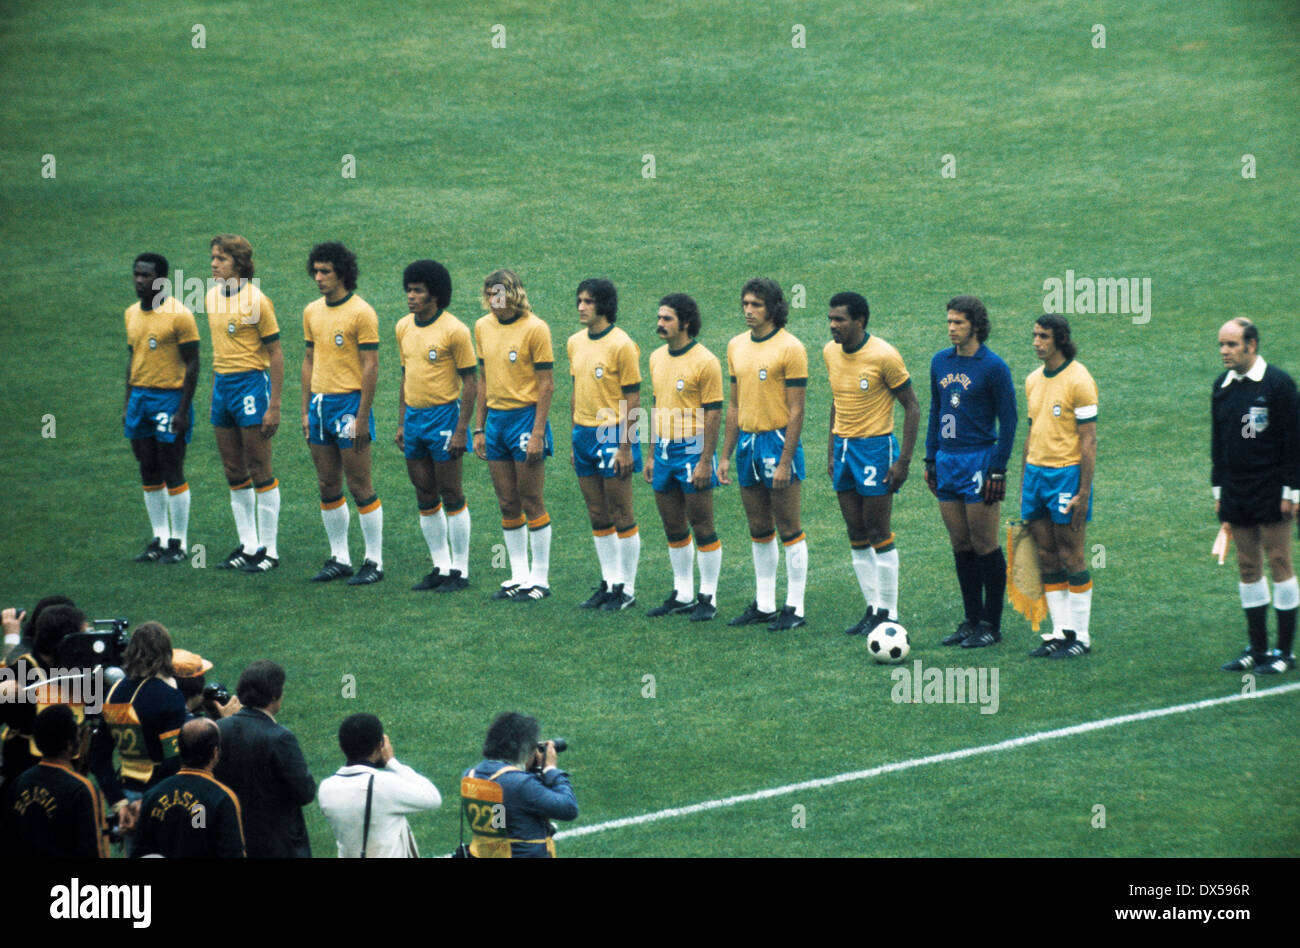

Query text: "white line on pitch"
[554, 681, 1300, 842]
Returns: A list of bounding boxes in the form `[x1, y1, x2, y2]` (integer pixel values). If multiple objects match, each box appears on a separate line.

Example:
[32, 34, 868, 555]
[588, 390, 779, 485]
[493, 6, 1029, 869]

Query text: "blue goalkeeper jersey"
[925, 344, 1018, 469]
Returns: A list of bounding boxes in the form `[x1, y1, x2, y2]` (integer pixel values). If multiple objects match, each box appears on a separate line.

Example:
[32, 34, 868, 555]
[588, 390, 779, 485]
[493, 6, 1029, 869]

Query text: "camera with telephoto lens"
[529, 737, 567, 773]
[202, 682, 231, 715]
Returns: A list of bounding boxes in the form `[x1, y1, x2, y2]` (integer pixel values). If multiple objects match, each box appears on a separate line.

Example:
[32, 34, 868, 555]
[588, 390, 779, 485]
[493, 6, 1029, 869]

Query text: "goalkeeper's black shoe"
[942, 619, 976, 646]
[311, 557, 354, 582]
[1220, 648, 1265, 672]
[134, 538, 164, 562]
[960, 620, 1001, 648]
[347, 560, 384, 585]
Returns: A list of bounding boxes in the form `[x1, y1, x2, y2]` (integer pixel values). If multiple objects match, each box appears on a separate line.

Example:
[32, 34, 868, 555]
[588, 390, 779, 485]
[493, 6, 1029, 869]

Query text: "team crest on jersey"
[427, 346, 439, 363]
[226, 321, 237, 336]
[594, 364, 605, 380]
[1052, 403, 1062, 417]
[147, 335, 158, 350]
[508, 348, 518, 363]
[334, 332, 345, 348]
[859, 377, 870, 391]
[950, 392, 960, 407]
[758, 365, 768, 381]
[1248, 405, 1269, 432]
[675, 378, 685, 391]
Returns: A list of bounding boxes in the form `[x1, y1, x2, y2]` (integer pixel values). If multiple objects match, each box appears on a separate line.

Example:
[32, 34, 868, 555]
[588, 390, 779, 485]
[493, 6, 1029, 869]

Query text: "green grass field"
[2, 0, 1298, 860]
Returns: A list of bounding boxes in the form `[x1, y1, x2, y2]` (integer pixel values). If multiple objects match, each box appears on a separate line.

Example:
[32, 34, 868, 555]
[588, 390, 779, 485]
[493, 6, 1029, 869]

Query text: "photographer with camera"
[90, 622, 189, 832]
[172, 649, 241, 720]
[0, 604, 85, 810]
[460, 711, 577, 858]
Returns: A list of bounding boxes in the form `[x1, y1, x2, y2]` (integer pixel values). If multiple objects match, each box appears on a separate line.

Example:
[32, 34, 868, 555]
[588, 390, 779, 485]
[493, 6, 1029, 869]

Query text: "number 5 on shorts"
[1057, 492, 1072, 515]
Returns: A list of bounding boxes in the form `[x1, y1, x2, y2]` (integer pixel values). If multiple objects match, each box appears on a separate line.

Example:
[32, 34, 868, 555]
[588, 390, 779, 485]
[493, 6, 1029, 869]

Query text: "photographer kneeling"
[460, 711, 577, 858]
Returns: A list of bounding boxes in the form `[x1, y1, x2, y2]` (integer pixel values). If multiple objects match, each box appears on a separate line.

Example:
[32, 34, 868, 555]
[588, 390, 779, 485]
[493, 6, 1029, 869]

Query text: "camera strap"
[361, 774, 375, 859]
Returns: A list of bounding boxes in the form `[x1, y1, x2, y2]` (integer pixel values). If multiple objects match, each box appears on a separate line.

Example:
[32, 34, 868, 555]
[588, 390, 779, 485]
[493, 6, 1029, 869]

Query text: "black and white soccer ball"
[867, 621, 910, 664]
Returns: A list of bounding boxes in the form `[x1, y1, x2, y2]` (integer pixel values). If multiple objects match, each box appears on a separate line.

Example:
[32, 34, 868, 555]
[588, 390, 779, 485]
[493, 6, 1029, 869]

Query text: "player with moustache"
[206, 234, 285, 573]
[123, 253, 200, 564]
[301, 242, 384, 585]
[719, 279, 810, 631]
[394, 260, 477, 593]
[923, 296, 1019, 648]
[825, 292, 921, 636]
[643, 293, 725, 621]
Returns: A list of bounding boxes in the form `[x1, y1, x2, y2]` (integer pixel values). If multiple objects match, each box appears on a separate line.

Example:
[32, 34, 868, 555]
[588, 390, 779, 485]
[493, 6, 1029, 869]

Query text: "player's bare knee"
[439, 487, 465, 512]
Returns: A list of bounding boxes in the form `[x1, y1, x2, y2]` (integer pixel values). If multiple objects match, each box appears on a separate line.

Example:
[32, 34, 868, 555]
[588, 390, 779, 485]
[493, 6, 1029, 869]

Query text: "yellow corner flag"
[1006, 520, 1048, 631]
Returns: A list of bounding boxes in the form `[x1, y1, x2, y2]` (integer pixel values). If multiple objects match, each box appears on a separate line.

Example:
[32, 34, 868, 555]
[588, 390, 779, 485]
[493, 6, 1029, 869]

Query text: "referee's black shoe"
[1255, 649, 1296, 674]
[1220, 648, 1265, 672]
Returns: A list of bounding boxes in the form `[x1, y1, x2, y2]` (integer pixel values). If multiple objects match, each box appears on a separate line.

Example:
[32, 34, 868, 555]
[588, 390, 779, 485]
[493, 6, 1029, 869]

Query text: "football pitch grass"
[2, 0, 1297, 859]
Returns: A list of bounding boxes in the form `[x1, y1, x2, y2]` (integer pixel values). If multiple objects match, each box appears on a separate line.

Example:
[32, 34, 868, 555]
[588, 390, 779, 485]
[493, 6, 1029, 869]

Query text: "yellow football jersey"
[726, 327, 808, 433]
[205, 281, 279, 374]
[396, 309, 476, 408]
[125, 298, 200, 389]
[823, 334, 910, 439]
[1026, 359, 1098, 467]
[567, 325, 642, 427]
[474, 312, 555, 410]
[303, 292, 379, 394]
[649, 340, 724, 441]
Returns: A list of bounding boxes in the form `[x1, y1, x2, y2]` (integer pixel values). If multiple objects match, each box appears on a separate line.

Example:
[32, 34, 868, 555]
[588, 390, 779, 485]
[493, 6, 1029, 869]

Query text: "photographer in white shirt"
[318, 713, 441, 858]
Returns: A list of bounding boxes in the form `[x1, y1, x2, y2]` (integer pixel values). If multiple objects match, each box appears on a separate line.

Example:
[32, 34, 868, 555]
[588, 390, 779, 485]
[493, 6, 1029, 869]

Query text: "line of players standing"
[121, 237, 1299, 666]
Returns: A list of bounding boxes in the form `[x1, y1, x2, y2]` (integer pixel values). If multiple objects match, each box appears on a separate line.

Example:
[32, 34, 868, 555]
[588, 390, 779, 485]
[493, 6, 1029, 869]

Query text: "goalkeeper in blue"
[923, 296, 1018, 648]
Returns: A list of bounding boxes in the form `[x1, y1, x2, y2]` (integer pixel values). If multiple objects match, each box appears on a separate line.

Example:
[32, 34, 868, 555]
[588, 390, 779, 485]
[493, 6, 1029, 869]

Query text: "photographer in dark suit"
[214, 660, 315, 857]
[461, 711, 577, 858]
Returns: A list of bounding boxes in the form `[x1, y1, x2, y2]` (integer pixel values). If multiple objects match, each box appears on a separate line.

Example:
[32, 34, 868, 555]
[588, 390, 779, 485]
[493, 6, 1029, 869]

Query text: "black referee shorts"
[1220, 475, 1285, 527]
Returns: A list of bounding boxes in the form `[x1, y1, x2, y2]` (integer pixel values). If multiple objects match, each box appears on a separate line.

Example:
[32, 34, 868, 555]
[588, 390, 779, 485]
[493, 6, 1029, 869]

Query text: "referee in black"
[1213, 317, 1299, 674]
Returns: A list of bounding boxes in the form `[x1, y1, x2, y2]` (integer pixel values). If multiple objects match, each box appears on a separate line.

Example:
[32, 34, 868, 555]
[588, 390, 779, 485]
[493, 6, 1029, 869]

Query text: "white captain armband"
[1074, 404, 1098, 422]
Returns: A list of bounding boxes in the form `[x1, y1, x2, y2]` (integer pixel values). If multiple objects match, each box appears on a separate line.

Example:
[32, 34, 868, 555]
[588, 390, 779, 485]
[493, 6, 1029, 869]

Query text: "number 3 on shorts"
[763, 457, 776, 480]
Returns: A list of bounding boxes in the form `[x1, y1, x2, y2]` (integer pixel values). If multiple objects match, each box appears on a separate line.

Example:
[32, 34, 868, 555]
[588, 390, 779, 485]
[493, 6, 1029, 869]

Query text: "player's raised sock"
[166, 483, 190, 548]
[357, 496, 383, 570]
[751, 531, 778, 614]
[954, 550, 982, 624]
[978, 547, 1008, 632]
[667, 532, 694, 601]
[1240, 578, 1270, 655]
[420, 502, 451, 572]
[446, 501, 471, 578]
[229, 478, 257, 553]
[502, 515, 529, 586]
[697, 534, 721, 599]
[1067, 569, 1092, 646]
[783, 531, 808, 615]
[592, 524, 619, 587]
[1043, 569, 1070, 638]
[1272, 575, 1297, 654]
[850, 541, 877, 607]
[142, 483, 168, 541]
[321, 495, 351, 564]
[616, 524, 640, 597]
[528, 514, 552, 588]
[255, 478, 280, 559]
[874, 536, 898, 621]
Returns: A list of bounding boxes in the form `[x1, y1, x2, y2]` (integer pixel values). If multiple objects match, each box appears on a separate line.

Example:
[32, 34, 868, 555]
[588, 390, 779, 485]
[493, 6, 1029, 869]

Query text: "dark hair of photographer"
[122, 621, 174, 680]
[33, 604, 86, 664]
[33, 703, 80, 759]
[235, 660, 285, 710]
[338, 712, 384, 763]
[482, 711, 541, 765]
[21, 594, 75, 639]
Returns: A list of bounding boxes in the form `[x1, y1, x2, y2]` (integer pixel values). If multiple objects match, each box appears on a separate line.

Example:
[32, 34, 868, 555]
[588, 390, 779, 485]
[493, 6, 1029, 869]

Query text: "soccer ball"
[867, 621, 910, 664]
